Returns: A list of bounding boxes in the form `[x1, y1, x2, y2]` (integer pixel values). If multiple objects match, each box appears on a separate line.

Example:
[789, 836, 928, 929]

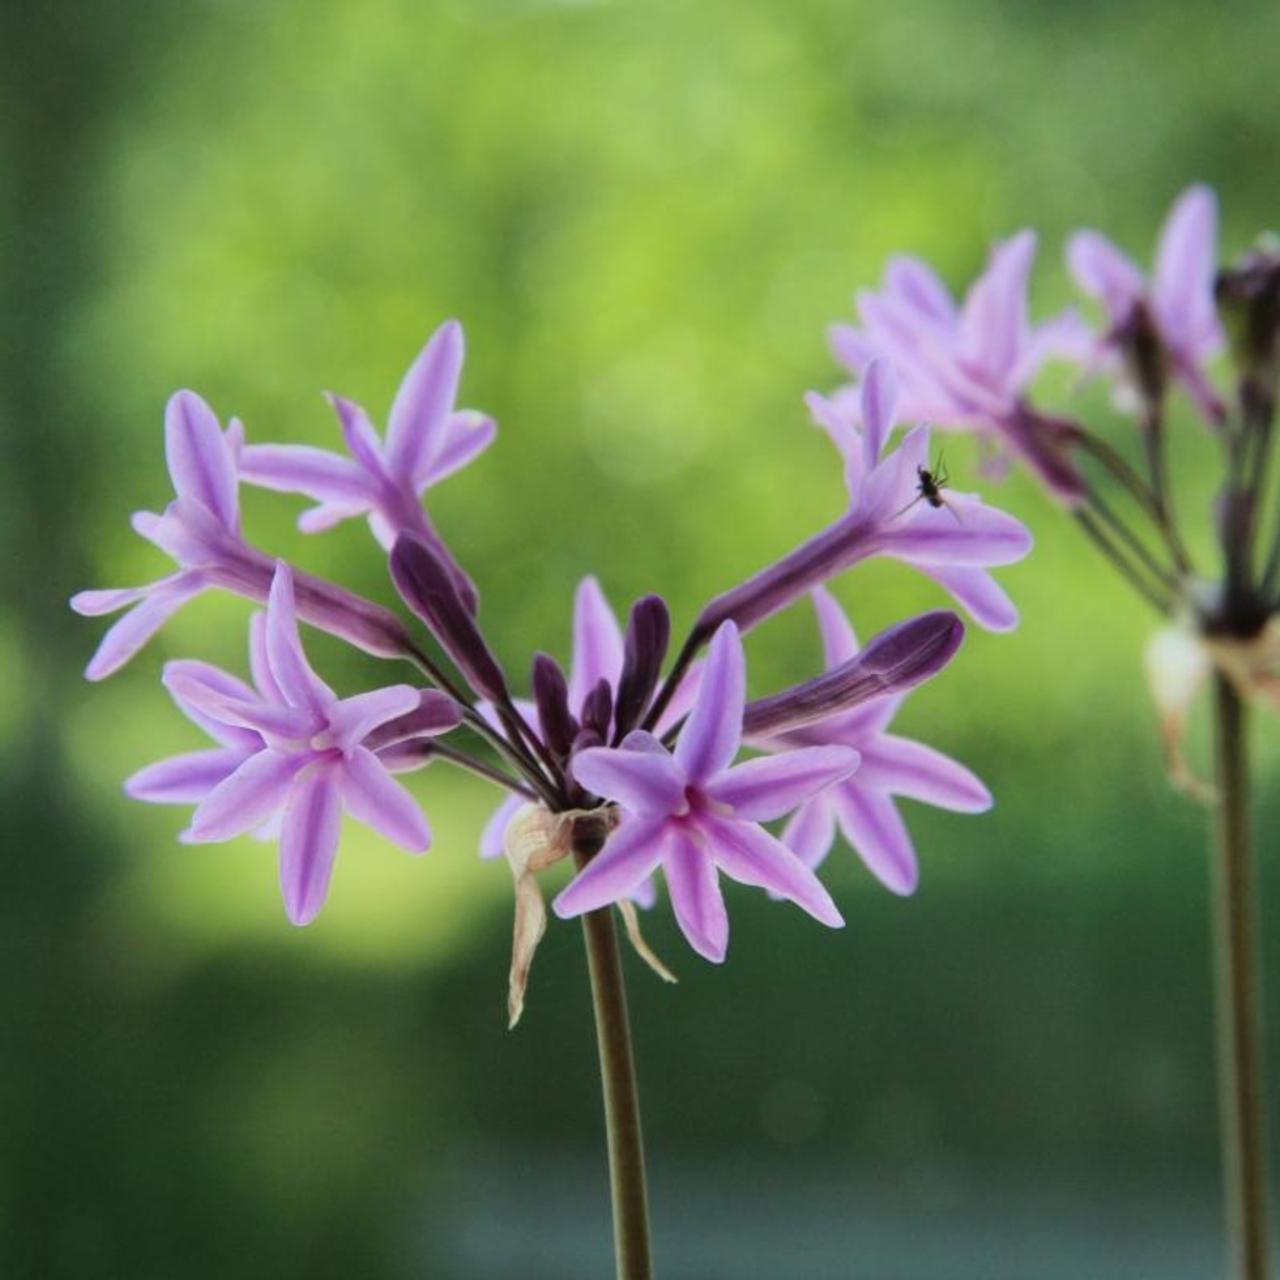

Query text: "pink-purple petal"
[1065, 230, 1145, 319]
[706, 745, 859, 822]
[386, 320, 464, 482]
[189, 749, 310, 842]
[480, 793, 525, 860]
[811, 586, 859, 668]
[552, 817, 667, 918]
[662, 825, 729, 962]
[278, 769, 343, 926]
[702, 816, 843, 928]
[125, 748, 249, 805]
[674, 621, 744, 783]
[266, 563, 335, 714]
[854, 734, 992, 813]
[568, 576, 625, 711]
[908, 563, 1019, 632]
[883, 492, 1033, 566]
[571, 743, 686, 816]
[831, 783, 919, 895]
[339, 746, 430, 851]
[859, 358, 899, 471]
[238, 444, 375, 504]
[417, 410, 496, 489]
[164, 390, 238, 530]
[1153, 185, 1220, 350]
[82, 576, 206, 681]
[327, 685, 422, 752]
[781, 798, 837, 871]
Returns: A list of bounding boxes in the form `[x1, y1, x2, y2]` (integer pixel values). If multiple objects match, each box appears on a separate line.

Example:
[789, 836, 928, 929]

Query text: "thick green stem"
[574, 834, 654, 1279]
[1210, 674, 1272, 1279]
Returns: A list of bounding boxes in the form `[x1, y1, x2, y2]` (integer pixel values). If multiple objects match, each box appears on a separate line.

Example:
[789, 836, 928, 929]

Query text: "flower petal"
[480, 793, 525, 860]
[960, 230, 1036, 382]
[811, 586, 858, 667]
[297, 501, 368, 534]
[70, 585, 151, 616]
[883, 492, 1033, 566]
[781, 798, 837, 870]
[163, 665, 317, 741]
[859, 358, 899, 472]
[674, 621, 744, 783]
[1153, 185, 1221, 353]
[164, 390, 238, 530]
[571, 741, 686, 815]
[238, 444, 375, 504]
[1066, 230, 1145, 319]
[568, 576, 625, 712]
[663, 824, 729, 962]
[125, 748, 249, 805]
[82, 575, 206, 681]
[385, 320, 464, 482]
[327, 685, 422, 752]
[831, 783, 919, 895]
[266, 562, 335, 714]
[707, 745, 859, 821]
[702, 816, 843, 927]
[339, 746, 430, 851]
[189, 749, 310, 842]
[417, 410, 496, 489]
[907, 563, 1019, 632]
[162, 658, 262, 748]
[552, 817, 668, 918]
[884, 255, 957, 322]
[248, 611, 283, 703]
[855, 734, 991, 812]
[326, 393, 386, 475]
[278, 769, 343, 926]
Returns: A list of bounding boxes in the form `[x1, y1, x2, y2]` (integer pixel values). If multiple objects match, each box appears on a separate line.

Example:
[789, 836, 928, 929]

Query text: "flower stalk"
[1210, 673, 1272, 1280]
[573, 816, 654, 1280]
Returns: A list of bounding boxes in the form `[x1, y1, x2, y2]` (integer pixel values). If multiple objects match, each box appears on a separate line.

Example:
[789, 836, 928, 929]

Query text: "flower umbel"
[554, 622, 858, 962]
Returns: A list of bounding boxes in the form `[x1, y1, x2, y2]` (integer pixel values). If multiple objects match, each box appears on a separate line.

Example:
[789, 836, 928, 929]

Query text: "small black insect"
[891, 455, 961, 521]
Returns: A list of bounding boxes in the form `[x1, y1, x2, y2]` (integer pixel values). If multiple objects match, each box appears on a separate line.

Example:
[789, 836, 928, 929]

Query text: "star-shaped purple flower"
[71, 390, 413, 677]
[553, 621, 858, 962]
[1067, 184, 1225, 423]
[239, 320, 493, 605]
[758, 587, 991, 895]
[806, 360, 1027, 632]
[830, 232, 1088, 501]
[698, 363, 1033, 639]
[477, 577, 699, 909]
[131, 562, 460, 925]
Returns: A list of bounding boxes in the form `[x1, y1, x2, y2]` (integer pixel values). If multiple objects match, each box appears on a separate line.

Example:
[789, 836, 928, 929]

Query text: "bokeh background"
[4, 1, 1280, 1276]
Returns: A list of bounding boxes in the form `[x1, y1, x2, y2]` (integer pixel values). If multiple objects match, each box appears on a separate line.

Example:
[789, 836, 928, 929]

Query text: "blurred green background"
[4, 0, 1280, 1276]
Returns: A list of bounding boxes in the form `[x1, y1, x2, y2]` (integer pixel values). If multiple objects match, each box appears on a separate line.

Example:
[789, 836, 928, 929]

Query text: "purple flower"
[804, 360, 1029, 632]
[1067, 185, 1225, 422]
[131, 562, 458, 925]
[478, 577, 699, 879]
[698, 362, 1033, 638]
[756, 588, 991, 896]
[239, 321, 493, 606]
[831, 233, 1088, 501]
[71, 391, 413, 677]
[552, 621, 858, 962]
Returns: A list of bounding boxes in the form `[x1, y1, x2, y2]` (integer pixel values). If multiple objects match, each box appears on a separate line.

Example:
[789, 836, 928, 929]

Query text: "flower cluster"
[825, 185, 1280, 790]
[77, 311, 1033, 1011]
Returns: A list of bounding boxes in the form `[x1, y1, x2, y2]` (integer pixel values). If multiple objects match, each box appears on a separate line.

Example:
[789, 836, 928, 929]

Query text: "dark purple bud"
[531, 652, 577, 758]
[614, 595, 671, 737]
[743, 610, 964, 738]
[581, 677, 613, 740]
[364, 689, 464, 752]
[389, 533, 507, 701]
[1217, 247, 1280, 381]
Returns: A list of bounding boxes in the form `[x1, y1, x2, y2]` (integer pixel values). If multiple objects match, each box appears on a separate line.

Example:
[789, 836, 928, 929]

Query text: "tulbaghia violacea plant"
[830, 187, 1280, 1280]
[75, 318, 1030, 1279]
